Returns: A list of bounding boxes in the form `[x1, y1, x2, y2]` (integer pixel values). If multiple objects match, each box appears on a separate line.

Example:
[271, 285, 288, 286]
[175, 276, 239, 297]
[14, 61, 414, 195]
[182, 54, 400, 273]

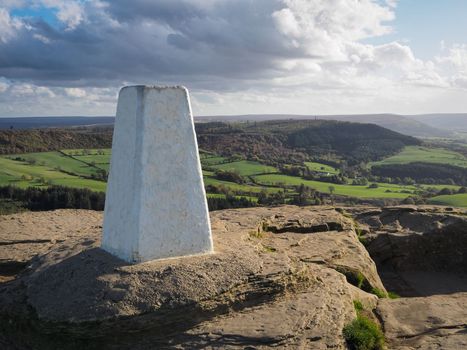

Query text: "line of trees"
[372, 162, 467, 186]
[0, 185, 105, 211]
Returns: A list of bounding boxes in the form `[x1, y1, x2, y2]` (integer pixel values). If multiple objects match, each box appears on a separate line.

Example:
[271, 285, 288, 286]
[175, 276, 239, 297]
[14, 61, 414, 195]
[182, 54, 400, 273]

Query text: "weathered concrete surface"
[102, 85, 212, 263]
[0, 206, 382, 349]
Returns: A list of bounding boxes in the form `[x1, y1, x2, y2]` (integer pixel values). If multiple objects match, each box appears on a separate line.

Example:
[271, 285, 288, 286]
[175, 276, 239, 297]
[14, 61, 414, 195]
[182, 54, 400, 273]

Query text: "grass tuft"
[353, 300, 364, 313]
[387, 291, 400, 299]
[343, 315, 385, 350]
[370, 287, 387, 298]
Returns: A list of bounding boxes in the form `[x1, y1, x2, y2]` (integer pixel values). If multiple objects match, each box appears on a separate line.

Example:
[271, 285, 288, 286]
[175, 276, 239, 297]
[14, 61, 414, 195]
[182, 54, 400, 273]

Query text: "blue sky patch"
[11, 6, 60, 28]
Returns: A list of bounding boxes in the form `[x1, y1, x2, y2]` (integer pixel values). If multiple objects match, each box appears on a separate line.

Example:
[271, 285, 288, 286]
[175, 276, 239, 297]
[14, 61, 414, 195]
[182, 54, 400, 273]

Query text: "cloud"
[0, 0, 398, 86]
[0, 7, 23, 43]
[35, 0, 84, 29]
[385, 0, 398, 9]
[0, 80, 116, 116]
[0, 0, 465, 116]
[0, 77, 9, 92]
[65, 87, 86, 97]
[0, 0, 26, 9]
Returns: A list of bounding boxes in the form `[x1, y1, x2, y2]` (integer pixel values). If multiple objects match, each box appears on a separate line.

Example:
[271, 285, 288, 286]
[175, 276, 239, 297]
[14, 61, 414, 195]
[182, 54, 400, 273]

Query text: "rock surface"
[351, 205, 467, 350]
[0, 205, 466, 349]
[351, 205, 467, 296]
[377, 293, 467, 349]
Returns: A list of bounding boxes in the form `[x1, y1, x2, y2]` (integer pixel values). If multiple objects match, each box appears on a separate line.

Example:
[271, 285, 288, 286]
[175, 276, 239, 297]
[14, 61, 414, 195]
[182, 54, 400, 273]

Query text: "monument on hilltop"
[101, 85, 213, 263]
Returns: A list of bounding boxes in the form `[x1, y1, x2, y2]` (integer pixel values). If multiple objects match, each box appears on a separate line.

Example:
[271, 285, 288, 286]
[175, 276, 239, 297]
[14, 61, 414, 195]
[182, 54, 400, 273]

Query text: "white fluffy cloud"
[0, 0, 466, 116]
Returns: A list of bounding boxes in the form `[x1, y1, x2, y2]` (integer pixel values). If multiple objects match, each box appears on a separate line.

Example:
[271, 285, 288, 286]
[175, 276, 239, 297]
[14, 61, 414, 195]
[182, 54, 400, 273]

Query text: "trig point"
[101, 85, 213, 263]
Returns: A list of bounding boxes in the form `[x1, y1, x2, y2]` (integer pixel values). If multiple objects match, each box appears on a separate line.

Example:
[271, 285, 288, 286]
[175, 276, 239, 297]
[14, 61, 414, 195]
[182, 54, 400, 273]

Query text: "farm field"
[11, 151, 102, 176]
[208, 160, 277, 176]
[200, 155, 227, 166]
[429, 193, 467, 207]
[371, 146, 467, 168]
[62, 149, 111, 171]
[253, 174, 415, 199]
[203, 176, 281, 194]
[305, 162, 338, 174]
[0, 156, 107, 192]
[206, 193, 258, 202]
[0, 148, 465, 206]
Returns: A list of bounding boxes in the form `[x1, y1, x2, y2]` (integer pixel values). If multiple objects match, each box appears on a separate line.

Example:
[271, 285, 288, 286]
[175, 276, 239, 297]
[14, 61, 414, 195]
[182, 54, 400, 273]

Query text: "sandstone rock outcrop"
[376, 293, 467, 349]
[351, 205, 467, 296]
[351, 205, 467, 350]
[1, 206, 383, 349]
[1, 205, 466, 349]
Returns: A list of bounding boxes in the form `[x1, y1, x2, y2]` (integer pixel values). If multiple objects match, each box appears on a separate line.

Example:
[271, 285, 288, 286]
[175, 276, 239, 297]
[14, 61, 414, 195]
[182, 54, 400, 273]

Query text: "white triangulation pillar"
[101, 85, 213, 263]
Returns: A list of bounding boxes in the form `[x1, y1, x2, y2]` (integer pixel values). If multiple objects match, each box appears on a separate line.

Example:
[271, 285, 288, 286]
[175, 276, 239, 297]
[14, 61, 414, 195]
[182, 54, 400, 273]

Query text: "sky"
[0, 0, 466, 117]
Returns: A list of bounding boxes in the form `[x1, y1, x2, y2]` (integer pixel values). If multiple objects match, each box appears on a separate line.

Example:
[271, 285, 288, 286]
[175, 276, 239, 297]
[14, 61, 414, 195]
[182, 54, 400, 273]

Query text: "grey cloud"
[0, 0, 295, 90]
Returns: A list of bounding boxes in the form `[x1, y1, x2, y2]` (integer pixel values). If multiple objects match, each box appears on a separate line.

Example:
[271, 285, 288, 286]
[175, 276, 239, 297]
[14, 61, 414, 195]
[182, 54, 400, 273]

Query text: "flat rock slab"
[377, 293, 467, 350]
[0, 206, 375, 349]
[3, 205, 465, 349]
[352, 205, 467, 296]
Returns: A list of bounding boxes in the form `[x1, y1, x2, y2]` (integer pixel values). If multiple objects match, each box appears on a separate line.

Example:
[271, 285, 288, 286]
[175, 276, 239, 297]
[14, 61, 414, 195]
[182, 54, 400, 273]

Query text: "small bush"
[343, 315, 385, 350]
[387, 291, 400, 299]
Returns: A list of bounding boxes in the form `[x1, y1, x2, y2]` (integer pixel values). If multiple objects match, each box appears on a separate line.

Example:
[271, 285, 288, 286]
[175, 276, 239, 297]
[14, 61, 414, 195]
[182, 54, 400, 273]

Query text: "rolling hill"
[198, 114, 452, 138]
[407, 113, 467, 133]
[196, 120, 420, 165]
[0, 116, 114, 129]
[3, 114, 466, 139]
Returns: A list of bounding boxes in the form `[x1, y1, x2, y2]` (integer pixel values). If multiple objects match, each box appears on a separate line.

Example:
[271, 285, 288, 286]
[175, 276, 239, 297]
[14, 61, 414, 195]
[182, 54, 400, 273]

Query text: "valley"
[0, 119, 466, 211]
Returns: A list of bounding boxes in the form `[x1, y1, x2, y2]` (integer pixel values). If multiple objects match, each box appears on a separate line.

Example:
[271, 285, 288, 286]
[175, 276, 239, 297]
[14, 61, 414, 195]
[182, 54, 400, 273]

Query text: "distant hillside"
[318, 114, 452, 138]
[0, 120, 420, 165]
[0, 116, 114, 130]
[196, 120, 420, 165]
[198, 114, 451, 138]
[407, 114, 467, 133]
[0, 128, 112, 154]
[2, 114, 462, 139]
[372, 162, 467, 186]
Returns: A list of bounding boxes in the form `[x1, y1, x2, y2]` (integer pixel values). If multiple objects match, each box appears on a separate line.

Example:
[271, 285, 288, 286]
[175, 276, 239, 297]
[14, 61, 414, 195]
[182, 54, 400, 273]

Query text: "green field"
[252, 174, 415, 199]
[204, 176, 281, 194]
[429, 193, 467, 207]
[62, 149, 112, 156]
[1, 148, 466, 206]
[200, 155, 227, 166]
[62, 149, 111, 171]
[209, 160, 277, 176]
[371, 146, 467, 168]
[11, 152, 103, 176]
[305, 162, 338, 174]
[207, 193, 258, 203]
[0, 156, 106, 192]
